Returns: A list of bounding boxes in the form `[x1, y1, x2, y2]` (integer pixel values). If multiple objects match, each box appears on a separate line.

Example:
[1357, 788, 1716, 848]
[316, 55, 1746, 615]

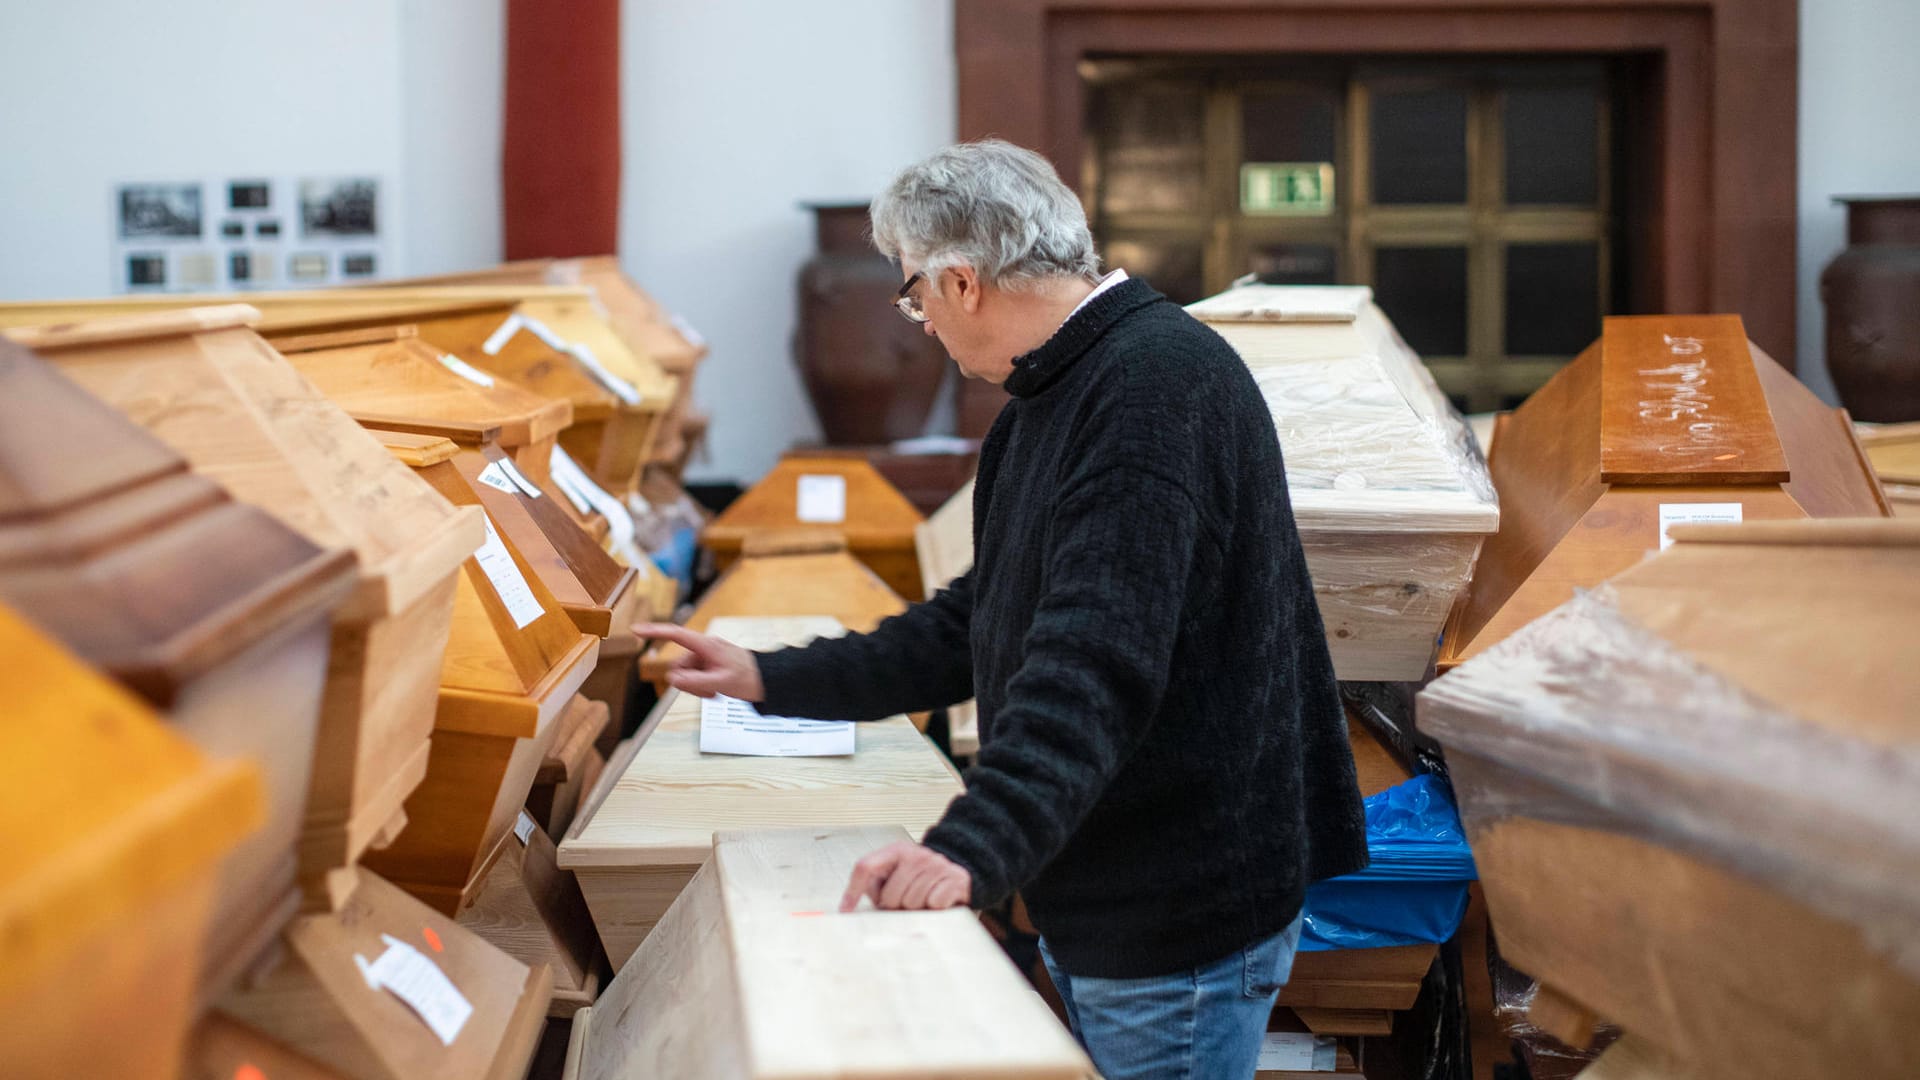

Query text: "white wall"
[1797, 0, 1920, 404]
[0, 0, 502, 298]
[618, 0, 956, 482]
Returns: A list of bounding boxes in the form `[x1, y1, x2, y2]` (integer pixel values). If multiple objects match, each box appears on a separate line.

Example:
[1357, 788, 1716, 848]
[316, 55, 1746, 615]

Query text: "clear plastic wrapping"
[1420, 582, 1920, 980]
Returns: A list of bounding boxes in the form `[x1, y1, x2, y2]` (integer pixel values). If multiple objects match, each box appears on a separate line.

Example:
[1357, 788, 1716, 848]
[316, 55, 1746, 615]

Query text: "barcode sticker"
[476, 461, 520, 495]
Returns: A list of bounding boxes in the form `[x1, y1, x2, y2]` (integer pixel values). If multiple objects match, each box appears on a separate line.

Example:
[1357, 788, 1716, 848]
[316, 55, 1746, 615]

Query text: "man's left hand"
[839, 842, 972, 913]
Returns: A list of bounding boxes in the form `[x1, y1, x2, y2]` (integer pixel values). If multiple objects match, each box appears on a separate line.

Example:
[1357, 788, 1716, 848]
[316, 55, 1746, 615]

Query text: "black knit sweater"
[756, 277, 1368, 978]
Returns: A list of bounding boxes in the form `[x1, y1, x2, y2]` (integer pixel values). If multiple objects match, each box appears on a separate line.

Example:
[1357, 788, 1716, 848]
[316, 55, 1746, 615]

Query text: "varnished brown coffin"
[702, 456, 928, 600]
[1420, 520, 1920, 1080]
[216, 869, 553, 1080]
[564, 617, 961, 968]
[0, 603, 264, 1080]
[0, 334, 356, 1002]
[562, 827, 1091, 1080]
[362, 433, 600, 916]
[1439, 314, 1889, 669]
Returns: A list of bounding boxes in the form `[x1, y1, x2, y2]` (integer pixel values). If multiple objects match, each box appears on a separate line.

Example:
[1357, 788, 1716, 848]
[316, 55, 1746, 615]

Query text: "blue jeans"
[1039, 914, 1305, 1080]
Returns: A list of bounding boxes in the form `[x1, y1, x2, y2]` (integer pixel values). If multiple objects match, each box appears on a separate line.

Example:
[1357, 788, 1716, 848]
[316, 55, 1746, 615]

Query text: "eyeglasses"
[893, 271, 929, 324]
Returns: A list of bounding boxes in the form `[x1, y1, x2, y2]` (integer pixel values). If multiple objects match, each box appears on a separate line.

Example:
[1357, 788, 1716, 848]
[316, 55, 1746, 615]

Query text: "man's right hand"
[632, 623, 766, 701]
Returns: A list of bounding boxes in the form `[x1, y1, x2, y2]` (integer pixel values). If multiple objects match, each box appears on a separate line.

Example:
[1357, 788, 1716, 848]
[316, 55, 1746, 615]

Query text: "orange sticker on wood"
[235, 1064, 267, 1080]
[422, 926, 444, 953]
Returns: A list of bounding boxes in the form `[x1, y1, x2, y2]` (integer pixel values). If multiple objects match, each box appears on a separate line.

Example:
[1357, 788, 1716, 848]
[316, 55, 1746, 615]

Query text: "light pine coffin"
[362, 435, 601, 916]
[916, 479, 981, 755]
[1419, 519, 1920, 1080]
[457, 792, 607, 1018]
[0, 604, 264, 1080]
[6, 308, 483, 909]
[563, 616, 962, 969]
[562, 827, 1093, 1080]
[215, 868, 552, 1080]
[702, 456, 929, 601]
[1437, 313, 1889, 670]
[0, 335, 356, 1003]
[638, 533, 908, 689]
[1188, 285, 1501, 681]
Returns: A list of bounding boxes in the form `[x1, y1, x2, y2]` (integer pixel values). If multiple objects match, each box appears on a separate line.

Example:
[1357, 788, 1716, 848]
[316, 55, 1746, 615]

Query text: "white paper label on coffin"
[476, 461, 520, 496]
[514, 810, 538, 844]
[496, 456, 544, 498]
[1257, 1032, 1339, 1071]
[1657, 502, 1743, 549]
[472, 512, 545, 629]
[796, 473, 847, 523]
[437, 352, 495, 387]
[353, 934, 473, 1047]
[550, 445, 643, 565]
[699, 694, 855, 757]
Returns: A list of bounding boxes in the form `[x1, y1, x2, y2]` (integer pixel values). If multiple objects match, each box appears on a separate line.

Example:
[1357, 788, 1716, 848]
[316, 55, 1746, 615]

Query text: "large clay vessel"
[1821, 196, 1920, 421]
[796, 203, 949, 443]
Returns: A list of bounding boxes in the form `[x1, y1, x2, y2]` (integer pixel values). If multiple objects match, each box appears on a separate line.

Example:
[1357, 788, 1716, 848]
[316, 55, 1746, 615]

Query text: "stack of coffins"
[562, 827, 1093, 1080]
[638, 531, 908, 690]
[383, 255, 712, 479]
[0, 330, 358, 1003]
[1187, 285, 1501, 681]
[1420, 518, 1920, 1079]
[562, 616, 963, 969]
[1857, 421, 1920, 516]
[916, 478, 979, 755]
[1438, 313, 1889, 669]
[702, 456, 929, 601]
[1, 603, 264, 1079]
[358, 426, 600, 918]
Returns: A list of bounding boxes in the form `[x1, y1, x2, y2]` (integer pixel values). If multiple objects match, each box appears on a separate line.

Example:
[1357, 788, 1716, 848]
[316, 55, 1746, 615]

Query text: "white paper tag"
[796, 474, 847, 524]
[1256, 1032, 1338, 1072]
[480, 312, 525, 356]
[514, 810, 537, 844]
[669, 312, 707, 349]
[476, 461, 521, 496]
[496, 457, 544, 498]
[437, 352, 495, 387]
[551, 446, 643, 564]
[1657, 502, 1743, 550]
[472, 513, 544, 629]
[353, 934, 473, 1046]
[565, 341, 644, 406]
[699, 694, 855, 757]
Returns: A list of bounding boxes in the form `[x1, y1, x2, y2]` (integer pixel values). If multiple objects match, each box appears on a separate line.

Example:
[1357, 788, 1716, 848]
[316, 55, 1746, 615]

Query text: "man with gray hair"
[638, 139, 1367, 1079]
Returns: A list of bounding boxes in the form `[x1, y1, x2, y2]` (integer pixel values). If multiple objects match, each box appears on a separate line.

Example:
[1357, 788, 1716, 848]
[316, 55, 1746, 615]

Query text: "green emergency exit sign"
[1241, 162, 1335, 216]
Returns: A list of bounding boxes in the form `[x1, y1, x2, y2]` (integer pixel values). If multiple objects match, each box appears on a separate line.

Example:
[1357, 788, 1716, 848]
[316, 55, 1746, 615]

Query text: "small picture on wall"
[126, 253, 167, 287]
[341, 252, 377, 277]
[118, 183, 202, 239]
[300, 178, 377, 237]
[228, 181, 271, 210]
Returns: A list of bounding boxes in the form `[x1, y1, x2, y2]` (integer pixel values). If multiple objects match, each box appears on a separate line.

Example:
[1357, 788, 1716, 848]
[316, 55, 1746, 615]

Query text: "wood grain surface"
[1597, 315, 1789, 484]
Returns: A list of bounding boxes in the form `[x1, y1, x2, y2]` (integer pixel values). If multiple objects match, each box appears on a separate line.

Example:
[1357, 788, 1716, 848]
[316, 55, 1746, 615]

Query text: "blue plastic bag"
[1298, 774, 1478, 952]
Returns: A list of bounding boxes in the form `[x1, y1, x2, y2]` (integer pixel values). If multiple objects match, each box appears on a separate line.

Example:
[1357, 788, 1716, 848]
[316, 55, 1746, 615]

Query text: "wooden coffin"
[360, 434, 601, 916]
[6, 309, 483, 908]
[562, 616, 963, 968]
[703, 456, 929, 600]
[1857, 421, 1920, 517]
[0, 603, 265, 1080]
[1188, 285, 1502, 680]
[457, 798, 606, 1018]
[185, 1013, 346, 1080]
[917, 478, 981, 756]
[216, 868, 552, 1080]
[0, 334, 357, 1001]
[1437, 313, 1889, 670]
[562, 826, 1092, 1080]
[639, 531, 908, 688]
[1419, 519, 1920, 1080]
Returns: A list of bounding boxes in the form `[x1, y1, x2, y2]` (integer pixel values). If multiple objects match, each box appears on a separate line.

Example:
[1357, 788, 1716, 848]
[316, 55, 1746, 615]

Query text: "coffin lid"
[0, 601, 265, 996]
[276, 324, 574, 449]
[561, 618, 962, 870]
[0, 336, 357, 702]
[1419, 518, 1920, 977]
[702, 457, 925, 552]
[915, 477, 976, 599]
[1439, 314, 1890, 668]
[7, 306, 482, 622]
[1189, 285, 1500, 534]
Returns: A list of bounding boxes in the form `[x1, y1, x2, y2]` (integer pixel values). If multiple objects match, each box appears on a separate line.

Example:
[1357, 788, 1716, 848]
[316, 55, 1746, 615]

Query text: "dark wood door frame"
[955, 0, 1799, 370]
